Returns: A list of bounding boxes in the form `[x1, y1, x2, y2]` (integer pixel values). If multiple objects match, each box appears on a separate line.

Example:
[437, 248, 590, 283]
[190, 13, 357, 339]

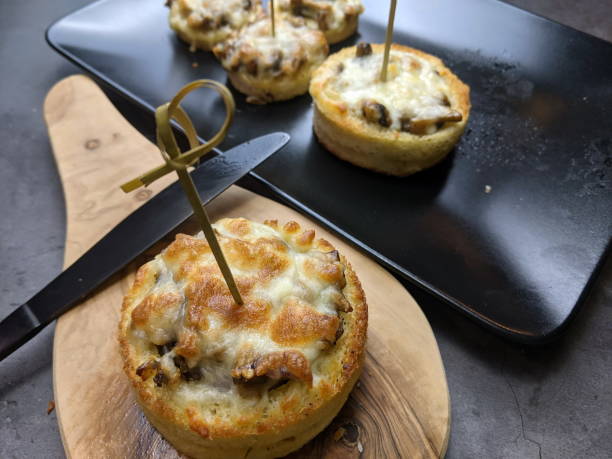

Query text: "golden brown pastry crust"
[323, 11, 359, 44]
[213, 16, 328, 103]
[168, 0, 262, 51]
[309, 43, 471, 176]
[275, 0, 364, 44]
[119, 218, 367, 459]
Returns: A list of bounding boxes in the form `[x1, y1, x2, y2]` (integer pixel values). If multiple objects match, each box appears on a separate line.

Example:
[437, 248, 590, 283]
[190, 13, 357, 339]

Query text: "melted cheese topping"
[213, 16, 328, 78]
[126, 219, 349, 406]
[330, 50, 456, 132]
[276, 0, 364, 32]
[169, 0, 259, 47]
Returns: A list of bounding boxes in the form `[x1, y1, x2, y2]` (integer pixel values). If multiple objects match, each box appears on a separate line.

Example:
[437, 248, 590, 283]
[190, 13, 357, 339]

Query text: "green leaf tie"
[121, 79, 243, 305]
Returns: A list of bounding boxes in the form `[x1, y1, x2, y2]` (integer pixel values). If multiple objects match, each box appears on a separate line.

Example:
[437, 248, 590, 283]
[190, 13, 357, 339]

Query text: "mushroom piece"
[173, 355, 202, 381]
[355, 42, 372, 58]
[153, 371, 168, 387]
[218, 14, 229, 27]
[331, 291, 352, 313]
[335, 318, 345, 342]
[136, 360, 160, 380]
[232, 350, 312, 386]
[362, 100, 392, 128]
[290, 0, 304, 15]
[136, 359, 170, 387]
[245, 58, 259, 76]
[270, 50, 283, 76]
[439, 110, 463, 123]
[316, 11, 329, 31]
[401, 110, 463, 135]
[156, 341, 176, 356]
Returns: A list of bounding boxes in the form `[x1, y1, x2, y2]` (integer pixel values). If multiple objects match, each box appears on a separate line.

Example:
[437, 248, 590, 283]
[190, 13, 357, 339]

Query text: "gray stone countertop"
[0, 0, 610, 457]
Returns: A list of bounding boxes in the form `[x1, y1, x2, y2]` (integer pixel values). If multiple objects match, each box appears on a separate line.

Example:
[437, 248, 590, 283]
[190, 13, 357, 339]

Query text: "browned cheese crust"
[119, 218, 367, 459]
[309, 43, 471, 176]
[213, 15, 328, 104]
[168, 0, 262, 51]
[274, 0, 364, 44]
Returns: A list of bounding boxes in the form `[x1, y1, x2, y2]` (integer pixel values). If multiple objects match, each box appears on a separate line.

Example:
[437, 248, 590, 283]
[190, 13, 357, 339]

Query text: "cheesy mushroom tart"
[275, 0, 364, 44]
[119, 218, 367, 459]
[310, 43, 471, 176]
[168, 0, 262, 51]
[213, 15, 328, 104]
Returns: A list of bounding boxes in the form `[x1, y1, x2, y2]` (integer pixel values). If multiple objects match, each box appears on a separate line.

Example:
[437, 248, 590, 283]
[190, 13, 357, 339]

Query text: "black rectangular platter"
[46, 0, 612, 343]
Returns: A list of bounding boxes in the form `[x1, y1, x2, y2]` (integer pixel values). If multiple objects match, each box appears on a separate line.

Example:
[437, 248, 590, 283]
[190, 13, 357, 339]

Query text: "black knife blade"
[0, 132, 290, 362]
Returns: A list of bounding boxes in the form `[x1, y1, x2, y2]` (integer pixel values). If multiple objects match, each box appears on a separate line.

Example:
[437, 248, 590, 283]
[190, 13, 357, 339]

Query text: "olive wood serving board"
[45, 75, 450, 458]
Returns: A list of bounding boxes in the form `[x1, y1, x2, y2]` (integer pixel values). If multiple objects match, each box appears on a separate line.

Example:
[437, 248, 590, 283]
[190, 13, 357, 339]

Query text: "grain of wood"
[45, 75, 450, 458]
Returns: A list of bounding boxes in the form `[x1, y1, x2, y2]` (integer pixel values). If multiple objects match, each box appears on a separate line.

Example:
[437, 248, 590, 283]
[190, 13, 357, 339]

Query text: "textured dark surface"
[44, 0, 612, 342]
[0, 0, 611, 458]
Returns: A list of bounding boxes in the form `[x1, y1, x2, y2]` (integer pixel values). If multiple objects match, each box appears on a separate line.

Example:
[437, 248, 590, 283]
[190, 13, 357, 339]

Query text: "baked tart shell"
[119, 219, 367, 459]
[309, 43, 471, 176]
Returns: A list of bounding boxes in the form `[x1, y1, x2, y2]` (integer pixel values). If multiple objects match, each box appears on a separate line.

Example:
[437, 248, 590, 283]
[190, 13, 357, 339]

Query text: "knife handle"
[0, 304, 43, 362]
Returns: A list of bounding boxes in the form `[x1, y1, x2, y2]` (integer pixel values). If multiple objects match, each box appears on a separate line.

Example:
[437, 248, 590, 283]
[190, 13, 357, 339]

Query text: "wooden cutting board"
[45, 75, 450, 458]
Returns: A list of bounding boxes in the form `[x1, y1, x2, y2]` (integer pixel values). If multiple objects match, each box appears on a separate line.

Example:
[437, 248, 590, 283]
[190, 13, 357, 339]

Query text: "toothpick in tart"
[119, 218, 368, 459]
[309, 43, 471, 176]
[213, 15, 329, 104]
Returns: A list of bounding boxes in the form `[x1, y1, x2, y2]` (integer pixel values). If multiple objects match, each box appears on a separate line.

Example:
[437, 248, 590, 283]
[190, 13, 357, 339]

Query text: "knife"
[0, 132, 290, 362]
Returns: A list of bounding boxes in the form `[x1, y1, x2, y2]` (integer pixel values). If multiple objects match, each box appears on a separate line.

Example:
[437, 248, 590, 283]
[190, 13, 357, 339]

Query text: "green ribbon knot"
[121, 79, 243, 305]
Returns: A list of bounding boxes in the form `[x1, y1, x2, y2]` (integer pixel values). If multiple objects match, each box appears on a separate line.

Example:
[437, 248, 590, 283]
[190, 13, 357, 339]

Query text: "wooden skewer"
[380, 0, 398, 82]
[168, 162, 243, 306]
[270, 0, 276, 37]
[122, 80, 243, 306]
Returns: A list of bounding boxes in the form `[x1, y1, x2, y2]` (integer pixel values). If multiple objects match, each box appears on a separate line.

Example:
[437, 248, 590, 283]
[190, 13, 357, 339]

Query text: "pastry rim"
[118, 220, 368, 443]
[309, 43, 471, 176]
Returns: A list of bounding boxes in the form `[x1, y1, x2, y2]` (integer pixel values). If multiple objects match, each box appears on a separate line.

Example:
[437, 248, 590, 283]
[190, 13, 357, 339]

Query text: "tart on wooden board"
[119, 218, 368, 459]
